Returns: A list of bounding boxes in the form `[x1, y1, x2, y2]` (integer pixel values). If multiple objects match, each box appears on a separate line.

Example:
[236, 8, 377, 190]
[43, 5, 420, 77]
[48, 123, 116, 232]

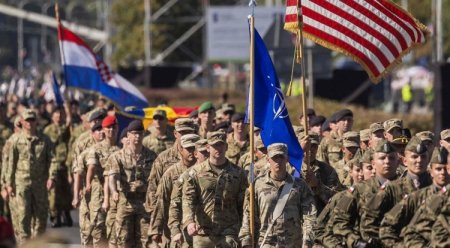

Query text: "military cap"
[299, 108, 316, 119]
[198, 101, 215, 113]
[310, 115, 326, 127]
[267, 143, 288, 158]
[332, 109, 353, 122]
[175, 118, 195, 132]
[374, 140, 396, 154]
[360, 129, 371, 142]
[347, 158, 363, 169]
[215, 108, 224, 117]
[370, 122, 384, 133]
[21, 109, 36, 120]
[119, 127, 128, 140]
[405, 136, 427, 154]
[207, 130, 227, 145]
[127, 120, 144, 132]
[441, 129, 450, 140]
[343, 131, 360, 148]
[91, 120, 103, 131]
[231, 113, 245, 122]
[221, 103, 235, 113]
[298, 131, 320, 145]
[153, 109, 167, 119]
[180, 134, 200, 148]
[88, 108, 107, 122]
[214, 121, 230, 131]
[383, 118, 403, 132]
[430, 147, 448, 165]
[102, 115, 117, 128]
[189, 110, 198, 118]
[415, 131, 435, 142]
[195, 139, 208, 152]
[361, 149, 373, 164]
[322, 118, 331, 132]
[255, 135, 265, 149]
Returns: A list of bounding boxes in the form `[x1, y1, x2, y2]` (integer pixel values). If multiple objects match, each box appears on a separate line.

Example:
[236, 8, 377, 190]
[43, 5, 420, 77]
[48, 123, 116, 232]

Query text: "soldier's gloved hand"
[151, 234, 162, 243]
[6, 186, 14, 197]
[187, 222, 199, 236]
[171, 233, 183, 244]
[353, 240, 368, 248]
[47, 179, 55, 190]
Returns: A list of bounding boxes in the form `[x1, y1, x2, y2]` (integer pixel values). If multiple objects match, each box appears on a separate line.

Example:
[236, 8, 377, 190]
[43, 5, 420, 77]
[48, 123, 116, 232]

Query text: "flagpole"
[248, 1, 256, 247]
[55, 3, 66, 67]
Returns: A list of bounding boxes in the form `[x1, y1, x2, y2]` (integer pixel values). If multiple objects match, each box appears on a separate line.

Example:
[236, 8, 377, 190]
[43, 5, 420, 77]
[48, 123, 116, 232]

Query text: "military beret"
[91, 120, 103, 131]
[343, 131, 360, 148]
[310, 115, 326, 127]
[127, 120, 144, 132]
[21, 108, 36, 121]
[383, 118, 403, 132]
[88, 108, 107, 122]
[255, 135, 265, 149]
[299, 108, 316, 119]
[361, 149, 373, 164]
[214, 121, 230, 131]
[440, 129, 450, 140]
[231, 113, 245, 122]
[195, 139, 208, 152]
[430, 147, 448, 165]
[175, 118, 195, 132]
[198, 101, 215, 113]
[374, 140, 396, 154]
[153, 109, 167, 119]
[267, 143, 288, 158]
[188, 110, 198, 118]
[207, 130, 227, 145]
[415, 131, 435, 142]
[180, 134, 200, 149]
[332, 109, 353, 122]
[370, 122, 384, 133]
[322, 118, 331, 132]
[405, 136, 427, 154]
[119, 127, 128, 140]
[360, 129, 371, 142]
[102, 115, 117, 128]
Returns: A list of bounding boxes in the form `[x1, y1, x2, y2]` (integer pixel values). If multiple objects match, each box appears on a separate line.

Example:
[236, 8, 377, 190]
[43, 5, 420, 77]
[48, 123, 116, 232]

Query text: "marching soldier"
[109, 120, 157, 247]
[430, 200, 450, 247]
[359, 129, 370, 152]
[194, 139, 209, 164]
[182, 130, 247, 247]
[225, 113, 249, 164]
[0, 102, 12, 217]
[239, 143, 317, 248]
[143, 110, 175, 154]
[197, 101, 215, 138]
[367, 122, 385, 150]
[335, 131, 360, 186]
[383, 118, 402, 141]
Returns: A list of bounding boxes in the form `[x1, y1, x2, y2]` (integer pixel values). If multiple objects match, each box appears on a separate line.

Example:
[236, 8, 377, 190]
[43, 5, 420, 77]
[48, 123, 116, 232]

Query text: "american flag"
[284, 0, 429, 82]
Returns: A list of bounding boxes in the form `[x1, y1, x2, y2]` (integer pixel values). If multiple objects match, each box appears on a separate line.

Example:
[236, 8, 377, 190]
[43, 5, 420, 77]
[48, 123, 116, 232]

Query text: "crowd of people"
[0, 89, 450, 248]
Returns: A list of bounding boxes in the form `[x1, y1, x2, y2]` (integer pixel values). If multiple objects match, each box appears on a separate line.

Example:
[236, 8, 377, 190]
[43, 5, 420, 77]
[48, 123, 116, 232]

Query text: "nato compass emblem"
[269, 77, 288, 120]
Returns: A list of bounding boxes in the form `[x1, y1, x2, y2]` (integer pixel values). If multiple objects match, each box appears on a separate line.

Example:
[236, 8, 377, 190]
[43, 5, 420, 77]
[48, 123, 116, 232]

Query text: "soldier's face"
[92, 128, 104, 142]
[430, 163, 449, 187]
[52, 111, 61, 124]
[362, 163, 375, 180]
[208, 142, 227, 159]
[403, 151, 428, 175]
[351, 165, 364, 184]
[372, 152, 398, 179]
[310, 125, 321, 134]
[153, 117, 166, 129]
[268, 155, 288, 174]
[22, 118, 35, 131]
[127, 130, 144, 145]
[181, 146, 196, 163]
[103, 125, 118, 140]
[194, 150, 209, 163]
[337, 116, 353, 132]
[231, 120, 246, 134]
[199, 110, 215, 125]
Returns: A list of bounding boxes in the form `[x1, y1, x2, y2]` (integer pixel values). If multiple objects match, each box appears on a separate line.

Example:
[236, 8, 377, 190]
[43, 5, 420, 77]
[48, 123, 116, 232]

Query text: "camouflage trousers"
[192, 234, 239, 248]
[9, 185, 48, 244]
[88, 179, 108, 248]
[80, 191, 93, 247]
[106, 195, 118, 248]
[115, 192, 150, 248]
[48, 166, 72, 217]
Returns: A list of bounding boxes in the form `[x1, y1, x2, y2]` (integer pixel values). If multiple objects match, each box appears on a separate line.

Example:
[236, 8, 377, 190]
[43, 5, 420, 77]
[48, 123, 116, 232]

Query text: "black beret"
[91, 120, 103, 131]
[322, 118, 331, 132]
[231, 113, 245, 122]
[332, 109, 353, 122]
[119, 127, 128, 140]
[299, 108, 316, 119]
[88, 108, 107, 122]
[310, 115, 326, 127]
[127, 120, 144, 132]
[189, 110, 198, 118]
[214, 121, 230, 131]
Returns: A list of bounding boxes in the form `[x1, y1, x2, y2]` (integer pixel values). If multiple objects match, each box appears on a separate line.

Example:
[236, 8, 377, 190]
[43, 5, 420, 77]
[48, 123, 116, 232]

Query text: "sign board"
[207, 6, 284, 61]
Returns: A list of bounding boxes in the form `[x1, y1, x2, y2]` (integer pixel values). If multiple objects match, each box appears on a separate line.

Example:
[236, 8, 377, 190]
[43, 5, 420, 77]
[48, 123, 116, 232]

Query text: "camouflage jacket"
[334, 158, 351, 186]
[72, 132, 95, 174]
[168, 167, 192, 238]
[182, 159, 247, 237]
[239, 172, 316, 247]
[0, 123, 12, 165]
[146, 144, 181, 213]
[142, 126, 175, 154]
[5, 132, 58, 189]
[403, 185, 450, 247]
[0, 132, 19, 188]
[66, 124, 86, 170]
[43, 123, 70, 164]
[314, 189, 346, 247]
[380, 184, 440, 247]
[85, 140, 120, 179]
[317, 131, 343, 168]
[431, 197, 450, 248]
[360, 173, 432, 241]
[225, 135, 249, 165]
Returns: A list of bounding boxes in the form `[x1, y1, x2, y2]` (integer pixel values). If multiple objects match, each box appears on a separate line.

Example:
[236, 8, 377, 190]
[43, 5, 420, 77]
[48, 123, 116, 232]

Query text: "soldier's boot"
[51, 215, 62, 228]
[63, 210, 73, 227]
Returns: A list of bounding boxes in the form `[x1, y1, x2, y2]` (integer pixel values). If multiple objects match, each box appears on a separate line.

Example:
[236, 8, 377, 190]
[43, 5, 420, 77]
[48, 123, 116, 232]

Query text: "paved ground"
[42, 209, 81, 246]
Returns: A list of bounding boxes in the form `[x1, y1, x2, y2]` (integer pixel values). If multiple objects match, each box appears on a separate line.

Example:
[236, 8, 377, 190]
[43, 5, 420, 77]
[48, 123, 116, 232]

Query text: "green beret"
[198, 101, 215, 113]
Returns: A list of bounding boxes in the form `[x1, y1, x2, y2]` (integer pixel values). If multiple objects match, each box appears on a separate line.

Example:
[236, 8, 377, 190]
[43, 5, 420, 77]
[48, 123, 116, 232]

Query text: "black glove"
[353, 240, 369, 248]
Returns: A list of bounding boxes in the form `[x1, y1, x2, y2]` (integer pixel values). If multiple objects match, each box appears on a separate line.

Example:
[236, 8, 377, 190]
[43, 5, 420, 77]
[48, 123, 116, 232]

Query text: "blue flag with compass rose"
[247, 27, 303, 172]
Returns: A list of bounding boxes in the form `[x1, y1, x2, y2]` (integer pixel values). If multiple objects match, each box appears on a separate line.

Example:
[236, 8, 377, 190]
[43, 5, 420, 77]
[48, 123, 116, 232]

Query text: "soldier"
[220, 103, 235, 124]
[225, 113, 249, 164]
[368, 122, 384, 150]
[415, 131, 435, 161]
[84, 115, 120, 247]
[359, 129, 370, 152]
[43, 106, 72, 227]
[309, 115, 326, 135]
[197, 101, 215, 138]
[194, 139, 209, 164]
[391, 134, 410, 176]
[240, 143, 317, 248]
[383, 118, 402, 141]
[0, 102, 13, 218]
[143, 110, 175, 154]
[301, 132, 343, 213]
[238, 135, 267, 179]
[430, 200, 450, 248]
[317, 109, 353, 168]
[335, 131, 360, 186]
[299, 108, 316, 128]
[331, 140, 399, 248]
[182, 130, 247, 247]
[109, 120, 157, 247]
[360, 136, 432, 243]
[4, 109, 58, 244]
[150, 134, 200, 247]
[440, 129, 450, 151]
[379, 147, 449, 247]
[188, 110, 199, 127]
[146, 118, 196, 216]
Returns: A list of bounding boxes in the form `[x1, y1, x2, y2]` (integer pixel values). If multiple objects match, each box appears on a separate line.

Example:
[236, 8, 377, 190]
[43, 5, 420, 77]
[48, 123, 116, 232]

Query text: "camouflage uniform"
[5, 128, 58, 243]
[225, 134, 249, 165]
[182, 158, 247, 247]
[142, 125, 175, 154]
[1, 132, 19, 222]
[317, 131, 343, 168]
[314, 190, 346, 248]
[239, 143, 316, 248]
[105, 149, 122, 247]
[0, 122, 13, 216]
[66, 124, 86, 174]
[109, 146, 157, 247]
[430, 198, 450, 248]
[43, 123, 72, 221]
[84, 140, 120, 247]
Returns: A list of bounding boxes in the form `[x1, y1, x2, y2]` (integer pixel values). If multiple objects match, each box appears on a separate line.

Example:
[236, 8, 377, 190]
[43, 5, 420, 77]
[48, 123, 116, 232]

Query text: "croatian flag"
[57, 24, 148, 110]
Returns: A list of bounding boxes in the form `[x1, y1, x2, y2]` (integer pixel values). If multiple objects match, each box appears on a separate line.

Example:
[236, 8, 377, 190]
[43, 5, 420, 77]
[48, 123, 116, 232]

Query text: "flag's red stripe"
[58, 24, 95, 54]
[285, 14, 298, 24]
[286, 0, 298, 7]
[310, 0, 399, 60]
[303, 7, 390, 68]
[340, 0, 408, 51]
